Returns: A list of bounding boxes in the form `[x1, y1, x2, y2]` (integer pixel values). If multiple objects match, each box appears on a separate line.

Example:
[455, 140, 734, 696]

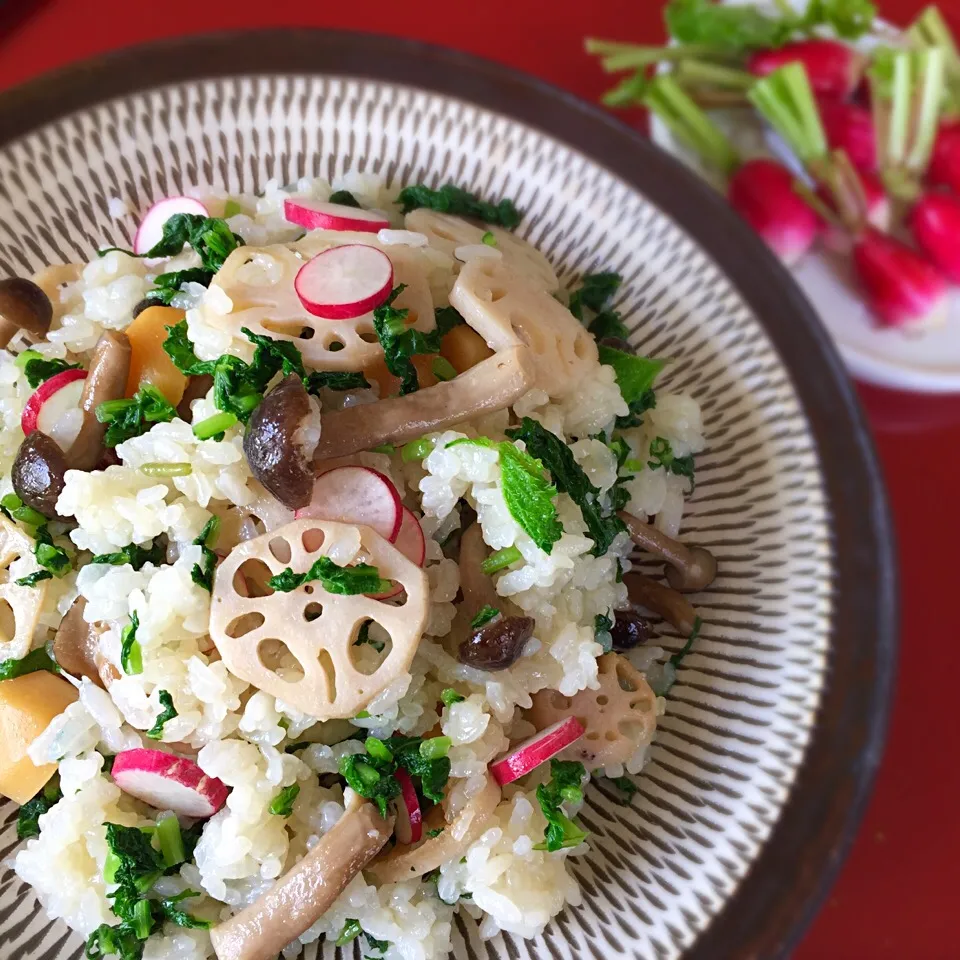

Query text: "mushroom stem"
[210, 796, 393, 960]
[68, 330, 132, 470]
[52, 598, 106, 687]
[313, 345, 535, 463]
[623, 572, 699, 636]
[618, 510, 717, 593]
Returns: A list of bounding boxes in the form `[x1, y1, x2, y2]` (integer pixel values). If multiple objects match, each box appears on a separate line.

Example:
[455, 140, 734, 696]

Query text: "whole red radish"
[909, 191, 960, 283]
[748, 40, 865, 99]
[852, 227, 948, 331]
[929, 121, 960, 194]
[727, 159, 821, 267]
[818, 98, 876, 173]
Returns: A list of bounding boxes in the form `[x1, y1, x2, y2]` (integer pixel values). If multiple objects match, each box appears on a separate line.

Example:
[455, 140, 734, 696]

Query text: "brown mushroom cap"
[68, 330, 132, 471]
[11, 431, 69, 519]
[618, 510, 717, 593]
[52, 597, 112, 687]
[242, 374, 315, 510]
[0, 278, 53, 348]
[458, 615, 535, 671]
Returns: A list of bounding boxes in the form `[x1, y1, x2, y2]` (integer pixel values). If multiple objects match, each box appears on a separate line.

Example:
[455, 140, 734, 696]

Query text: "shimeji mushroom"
[618, 510, 718, 593]
[208, 518, 429, 719]
[404, 209, 560, 292]
[52, 598, 118, 688]
[210, 792, 394, 960]
[0, 278, 53, 349]
[0, 518, 48, 662]
[623, 572, 701, 637]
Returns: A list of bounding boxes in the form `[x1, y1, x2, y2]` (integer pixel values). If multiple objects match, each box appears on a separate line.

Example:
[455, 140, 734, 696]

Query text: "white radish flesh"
[294, 245, 394, 320]
[296, 466, 402, 542]
[490, 717, 586, 786]
[393, 769, 423, 845]
[134, 197, 209, 255]
[283, 199, 390, 233]
[21, 368, 88, 450]
[112, 748, 228, 817]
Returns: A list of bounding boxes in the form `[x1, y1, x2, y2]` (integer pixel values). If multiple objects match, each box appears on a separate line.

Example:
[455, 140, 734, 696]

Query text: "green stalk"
[907, 6, 960, 113]
[192, 411, 238, 440]
[674, 61, 755, 91]
[584, 39, 717, 72]
[602, 71, 650, 108]
[140, 461, 193, 478]
[156, 816, 185, 867]
[748, 63, 827, 170]
[644, 75, 741, 178]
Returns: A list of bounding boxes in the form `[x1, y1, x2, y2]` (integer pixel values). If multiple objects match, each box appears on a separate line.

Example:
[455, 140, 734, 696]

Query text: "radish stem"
[584, 40, 718, 72]
[675, 61, 756, 90]
[749, 63, 827, 168]
[602, 71, 649, 107]
[907, 7, 960, 109]
[644, 75, 741, 177]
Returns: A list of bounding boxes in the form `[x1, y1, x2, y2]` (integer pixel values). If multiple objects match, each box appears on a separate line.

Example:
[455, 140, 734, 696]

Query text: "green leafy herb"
[434, 305, 466, 337]
[440, 688, 465, 707]
[498, 441, 564, 554]
[427, 827, 445, 838]
[534, 759, 588, 852]
[17, 774, 61, 839]
[304, 370, 371, 393]
[0, 493, 46, 528]
[598, 345, 665, 405]
[470, 605, 500, 629]
[242, 327, 306, 378]
[146, 691, 177, 740]
[354, 620, 385, 653]
[798, 0, 876, 38]
[646, 437, 695, 487]
[158, 890, 211, 930]
[120, 612, 142, 676]
[607, 775, 638, 801]
[594, 612, 614, 654]
[329, 190, 361, 208]
[91, 541, 164, 570]
[269, 783, 301, 817]
[18, 355, 83, 389]
[269, 556, 390, 596]
[0, 645, 59, 681]
[146, 267, 217, 306]
[16, 523, 72, 585]
[395, 184, 522, 229]
[105, 822, 165, 894]
[373, 285, 441, 395]
[507, 418, 625, 557]
[97, 384, 177, 447]
[336, 919, 363, 946]
[664, 0, 795, 53]
[161, 321, 213, 377]
[15, 570, 52, 586]
[190, 516, 220, 592]
[568, 272, 620, 320]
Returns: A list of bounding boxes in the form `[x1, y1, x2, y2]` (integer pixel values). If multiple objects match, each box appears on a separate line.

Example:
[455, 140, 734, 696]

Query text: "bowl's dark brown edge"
[0, 29, 897, 960]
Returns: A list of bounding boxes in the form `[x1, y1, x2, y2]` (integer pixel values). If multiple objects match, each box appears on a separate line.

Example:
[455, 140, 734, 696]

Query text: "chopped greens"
[598, 345, 665, 407]
[190, 516, 220, 592]
[16, 353, 83, 389]
[568, 272, 629, 339]
[470, 605, 500, 629]
[607, 775, 638, 801]
[507, 418, 625, 557]
[120, 612, 142, 676]
[91, 541, 164, 570]
[0, 646, 59, 681]
[16, 775, 61, 839]
[593, 612, 614, 654]
[97, 384, 177, 447]
[145, 267, 216, 306]
[646, 437, 695, 487]
[145, 691, 177, 740]
[480, 545, 522, 575]
[339, 735, 451, 817]
[0, 493, 46, 527]
[373, 286, 434, 395]
[16, 524, 72, 586]
[269, 783, 301, 817]
[304, 370, 371, 393]
[534, 759, 588, 852]
[355, 620, 385, 653]
[329, 190, 361, 208]
[395, 184, 522, 229]
[440, 688, 465, 707]
[670, 615, 703, 669]
[268, 556, 390, 596]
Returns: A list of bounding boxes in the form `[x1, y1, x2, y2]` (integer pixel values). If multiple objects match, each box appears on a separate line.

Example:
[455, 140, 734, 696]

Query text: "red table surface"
[1, 1, 958, 956]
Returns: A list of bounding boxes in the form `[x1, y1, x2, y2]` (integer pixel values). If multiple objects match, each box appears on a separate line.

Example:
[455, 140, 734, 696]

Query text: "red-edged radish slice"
[296, 466, 402, 542]
[283, 198, 390, 234]
[112, 748, 228, 818]
[294, 245, 394, 320]
[490, 717, 585, 786]
[21, 368, 88, 449]
[134, 197, 209, 256]
[393, 768, 423, 845]
[393, 507, 426, 567]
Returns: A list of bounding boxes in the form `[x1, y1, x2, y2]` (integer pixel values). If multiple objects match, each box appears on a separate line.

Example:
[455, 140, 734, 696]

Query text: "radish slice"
[135, 197, 209, 255]
[296, 466, 402, 542]
[21, 368, 88, 449]
[393, 769, 423, 845]
[112, 748, 228, 818]
[283, 198, 390, 234]
[294, 245, 394, 320]
[393, 507, 426, 567]
[490, 717, 585, 786]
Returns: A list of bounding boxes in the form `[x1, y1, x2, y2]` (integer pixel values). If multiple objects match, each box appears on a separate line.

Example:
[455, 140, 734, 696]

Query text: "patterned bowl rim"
[0, 29, 898, 960]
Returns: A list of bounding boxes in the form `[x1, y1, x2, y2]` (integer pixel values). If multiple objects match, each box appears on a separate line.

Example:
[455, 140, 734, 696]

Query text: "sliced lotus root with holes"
[0, 518, 48, 661]
[209, 518, 429, 719]
[449, 258, 598, 398]
[404, 210, 559, 292]
[526, 653, 657, 770]
[208, 235, 435, 372]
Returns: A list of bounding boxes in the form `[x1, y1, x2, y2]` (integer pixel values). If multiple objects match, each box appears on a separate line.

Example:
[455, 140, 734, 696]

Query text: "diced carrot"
[125, 305, 189, 405]
[440, 324, 492, 373]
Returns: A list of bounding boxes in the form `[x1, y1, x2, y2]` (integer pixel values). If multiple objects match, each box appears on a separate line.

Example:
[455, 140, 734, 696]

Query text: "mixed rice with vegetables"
[0, 172, 714, 960]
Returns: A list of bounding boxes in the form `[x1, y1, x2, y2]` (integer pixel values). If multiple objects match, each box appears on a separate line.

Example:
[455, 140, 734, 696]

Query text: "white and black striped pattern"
[0, 47, 884, 960]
